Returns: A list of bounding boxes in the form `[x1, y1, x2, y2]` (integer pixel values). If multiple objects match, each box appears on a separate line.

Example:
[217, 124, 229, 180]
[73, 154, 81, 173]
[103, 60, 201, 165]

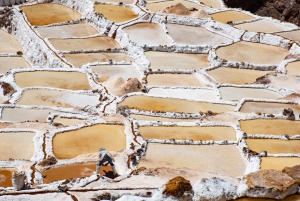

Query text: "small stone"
[162, 176, 192, 198]
[283, 108, 295, 120]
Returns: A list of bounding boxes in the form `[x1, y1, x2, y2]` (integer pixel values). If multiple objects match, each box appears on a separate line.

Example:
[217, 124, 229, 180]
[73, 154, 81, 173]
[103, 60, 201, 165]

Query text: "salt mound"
[190, 9, 210, 18]
[106, 77, 142, 96]
[164, 3, 191, 15]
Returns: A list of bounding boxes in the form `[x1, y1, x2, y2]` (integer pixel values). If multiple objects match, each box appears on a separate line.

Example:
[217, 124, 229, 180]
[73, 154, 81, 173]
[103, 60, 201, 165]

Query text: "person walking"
[95, 147, 117, 176]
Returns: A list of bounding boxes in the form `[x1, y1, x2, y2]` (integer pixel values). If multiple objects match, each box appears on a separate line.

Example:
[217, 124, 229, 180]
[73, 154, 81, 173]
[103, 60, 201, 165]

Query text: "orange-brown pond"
[35, 23, 98, 38]
[276, 30, 300, 43]
[94, 5, 138, 23]
[118, 95, 236, 113]
[1, 108, 58, 122]
[239, 101, 300, 116]
[52, 117, 88, 126]
[42, 163, 113, 184]
[16, 89, 99, 109]
[240, 119, 300, 136]
[211, 11, 255, 24]
[91, 65, 141, 83]
[235, 195, 300, 201]
[0, 30, 23, 54]
[260, 157, 300, 171]
[145, 51, 210, 70]
[167, 24, 232, 46]
[139, 143, 246, 177]
[53, 124, 126, 159]
[0, 57, 31, 74]
[246, 139, 300, 154]
[130, 114, 197, 122]
[64, 53, 132, 67]
[49, 37, 121, 51]
[286, 61, 300, 76]
[0, 169, 13, 187]
[0, 132, 35, 160]
[138, 126, 236, 141]
[21, 3, 82, 26]
[123, 23, 172, 46]
[147, 74, 205, 87]
[207, 67, 272, 85]
[219, 87, 282, 101]
[234, 20, 293, 33]
[14, 71, 91, 90]
[216, 41, 289, 65]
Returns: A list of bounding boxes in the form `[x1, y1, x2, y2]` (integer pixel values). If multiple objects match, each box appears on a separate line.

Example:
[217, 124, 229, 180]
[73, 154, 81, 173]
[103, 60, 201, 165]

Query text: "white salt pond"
[0, 57, 31, 74]
[234, 19, 293, 33]
[0, 30, 23, 54]
[211, 10, 255, 24]
[1, 108, 59, 122]
[147, 74, 205, 87]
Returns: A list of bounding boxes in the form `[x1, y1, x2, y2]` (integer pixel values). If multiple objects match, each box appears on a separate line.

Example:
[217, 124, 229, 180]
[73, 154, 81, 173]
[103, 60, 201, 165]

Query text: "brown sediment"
[0, 169, 13, 187]
[42, 163, 112, 184]
[138, 126, 236, 141]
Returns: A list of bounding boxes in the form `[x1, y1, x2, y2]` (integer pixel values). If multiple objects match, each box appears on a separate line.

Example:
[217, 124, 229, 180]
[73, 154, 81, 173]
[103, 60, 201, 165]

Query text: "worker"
[95, 147, 117, 176]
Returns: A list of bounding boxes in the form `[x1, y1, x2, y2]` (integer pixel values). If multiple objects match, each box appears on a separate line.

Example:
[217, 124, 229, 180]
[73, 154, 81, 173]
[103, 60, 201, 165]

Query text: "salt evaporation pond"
[49, 37, 121, 51]
[240, 119, 300, 136]
[0, 132, 36, 160]
[64, 53, 132, 67]
[219, 87, 282, 101]
[276, 30, 300, 43]
[166, 24, 232, 46]
[139, 143, 246, 177]
[17, 89, 99, 109]
[207, 67, 272, 84]
[147, 74, 205, 87]
[123, 23, 172, 46]
[138, 126, 236, 141]
[211, 10, 255, 23]
[20, 3, 82, 26]
[52, 117, 88, 126]
[94, 5, 138, 23]
[235, 195, 300, 201]
[199, 0, 221, 9]
[0, 57, 31, 74]
[239, 102, 300, 116]
[90, 0, 134, 3]
[130, 114, 197, 122]
[42, 163, 112, 184]
[0, 30, 23, 54]
[35, 23, 98, 38]
[14, 71, 92, 90]
[216, 41, 289, 65]
[246, 139, 300, 154]
[1, 108, 59, 122]
[286, 61, 300, 76]
[234, 19, 293, 33]
[145, 52, 210, 70]
[53, 124, 126, 159]
[260, 157, 300, 171]
[0, 169, 13, 187]
[118, 95, 235, 113]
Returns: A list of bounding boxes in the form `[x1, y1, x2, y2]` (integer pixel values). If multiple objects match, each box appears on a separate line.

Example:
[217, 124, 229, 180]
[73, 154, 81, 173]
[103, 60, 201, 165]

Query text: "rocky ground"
[224, 0, 300, 26]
